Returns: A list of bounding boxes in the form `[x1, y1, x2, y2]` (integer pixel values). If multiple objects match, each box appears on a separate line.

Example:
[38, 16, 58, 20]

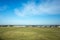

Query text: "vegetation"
[0, 27, 60, 40]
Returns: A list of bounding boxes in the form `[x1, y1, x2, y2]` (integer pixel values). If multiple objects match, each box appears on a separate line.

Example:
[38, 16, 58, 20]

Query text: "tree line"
[0, 25, 60, 28]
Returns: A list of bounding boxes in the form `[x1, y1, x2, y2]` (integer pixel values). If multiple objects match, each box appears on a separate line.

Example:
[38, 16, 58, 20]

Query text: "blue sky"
[0, 0, 60, 25]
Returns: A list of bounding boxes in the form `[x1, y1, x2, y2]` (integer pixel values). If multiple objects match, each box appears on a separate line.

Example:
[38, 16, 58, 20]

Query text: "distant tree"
[50, 25, 52, 28]
[44, 26, 47, 28]
[10, 25, 14, 27]
[2, 25, 8, 27]
[26, 25, 29, 27]
[54, 25, 58, 28]
[0, 25, 1, 27]
[32, 25, 37, 27]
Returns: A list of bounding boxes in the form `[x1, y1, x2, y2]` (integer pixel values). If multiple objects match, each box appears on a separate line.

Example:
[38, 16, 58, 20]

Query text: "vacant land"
[0, 27, 60, 40]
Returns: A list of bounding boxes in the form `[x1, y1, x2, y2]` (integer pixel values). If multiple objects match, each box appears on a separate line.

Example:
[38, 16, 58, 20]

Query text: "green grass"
[0, 27, 60, 40]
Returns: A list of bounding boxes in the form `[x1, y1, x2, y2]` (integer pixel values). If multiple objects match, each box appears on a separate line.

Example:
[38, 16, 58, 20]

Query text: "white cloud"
[14, 0, 60, 17]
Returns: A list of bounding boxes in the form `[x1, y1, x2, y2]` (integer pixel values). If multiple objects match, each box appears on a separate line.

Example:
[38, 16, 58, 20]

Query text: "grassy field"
[0, 27, 60, 40]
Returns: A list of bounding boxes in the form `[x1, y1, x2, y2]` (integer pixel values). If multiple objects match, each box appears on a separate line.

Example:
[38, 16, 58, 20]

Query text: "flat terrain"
[0, 27, 60, 40]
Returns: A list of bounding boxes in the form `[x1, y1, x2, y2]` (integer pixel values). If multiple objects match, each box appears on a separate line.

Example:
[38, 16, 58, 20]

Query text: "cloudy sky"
[0, 0, 60, 25]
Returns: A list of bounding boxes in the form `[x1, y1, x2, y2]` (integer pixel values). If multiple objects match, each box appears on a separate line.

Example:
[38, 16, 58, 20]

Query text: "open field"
[0, 27, 60, 40]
